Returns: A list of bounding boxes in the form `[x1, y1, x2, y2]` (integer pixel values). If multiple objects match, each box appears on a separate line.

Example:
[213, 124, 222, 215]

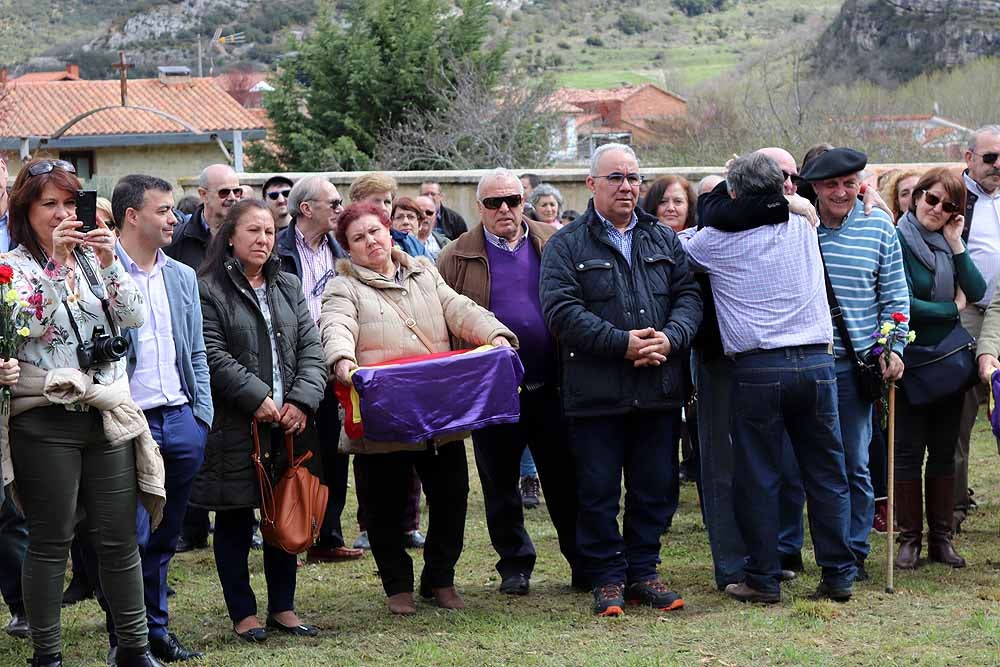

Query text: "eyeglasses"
[972, 151, 999, 165]
[310, 198, 343, 209]
[27, 160, 76, 177]
[266, 189, 291, 200]
[921, 191, 962, 214]
[481, 194, 523, 210]
[217, 187, 243, 199]
[311, 269, 336, 297]
[594, 172, 643, 187]
[781, 170, 795, 181]
[422, 209, 436, 217]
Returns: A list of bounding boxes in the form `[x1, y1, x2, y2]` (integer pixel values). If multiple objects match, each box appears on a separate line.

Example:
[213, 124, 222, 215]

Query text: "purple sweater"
[485, 240, 556, 387]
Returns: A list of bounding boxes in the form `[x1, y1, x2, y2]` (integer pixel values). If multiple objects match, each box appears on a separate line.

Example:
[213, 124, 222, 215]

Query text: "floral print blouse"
[2, 245, 145, 393]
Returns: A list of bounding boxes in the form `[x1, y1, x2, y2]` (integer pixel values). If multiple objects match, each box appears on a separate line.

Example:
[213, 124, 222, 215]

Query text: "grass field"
[2, 411, 999, 666]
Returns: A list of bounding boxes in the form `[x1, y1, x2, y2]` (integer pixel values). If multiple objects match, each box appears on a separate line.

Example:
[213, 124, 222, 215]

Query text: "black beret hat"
[799, 148, 868, 182]
[262, 175, 295, 195]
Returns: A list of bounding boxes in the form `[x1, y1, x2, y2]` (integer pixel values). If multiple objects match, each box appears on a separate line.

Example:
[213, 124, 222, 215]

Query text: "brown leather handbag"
[251, 419, 329, 555]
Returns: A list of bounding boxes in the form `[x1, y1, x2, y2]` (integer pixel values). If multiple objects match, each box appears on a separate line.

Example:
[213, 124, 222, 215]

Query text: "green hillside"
[0, 0, 843, 92]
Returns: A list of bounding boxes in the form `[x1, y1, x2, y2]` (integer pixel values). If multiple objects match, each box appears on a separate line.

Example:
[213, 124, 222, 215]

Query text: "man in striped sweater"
[799, 148, 910, 581]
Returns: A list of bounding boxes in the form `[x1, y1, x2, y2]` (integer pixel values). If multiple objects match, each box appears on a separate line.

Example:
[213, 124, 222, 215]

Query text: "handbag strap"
[376, 289, 436, 354]
[251, 420, 276, 526]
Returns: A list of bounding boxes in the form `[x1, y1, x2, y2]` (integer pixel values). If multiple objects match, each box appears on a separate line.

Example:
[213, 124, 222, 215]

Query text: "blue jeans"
[834, 359, 874, 565]
[0, 495, 28, 615]
[570, 411, 679, 587]
[730, 345, 855, 595]
[778, 435, 805, 559]
[693, 350, 746, 589]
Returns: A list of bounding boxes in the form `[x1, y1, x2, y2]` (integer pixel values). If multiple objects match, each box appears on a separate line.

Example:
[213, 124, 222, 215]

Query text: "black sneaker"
[520, 475, 540, 509]
[592, 583, 625, 617]
[625, 578, 685, 611]
[725, 581, 781, 604]
[809, 580, 853, 602]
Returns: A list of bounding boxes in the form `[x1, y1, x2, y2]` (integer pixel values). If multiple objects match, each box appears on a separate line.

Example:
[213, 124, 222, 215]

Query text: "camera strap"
[72, 249, 120, 337]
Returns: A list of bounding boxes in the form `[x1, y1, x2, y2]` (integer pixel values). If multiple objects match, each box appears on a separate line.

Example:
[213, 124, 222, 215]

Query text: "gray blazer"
[116, 245, 213, 427]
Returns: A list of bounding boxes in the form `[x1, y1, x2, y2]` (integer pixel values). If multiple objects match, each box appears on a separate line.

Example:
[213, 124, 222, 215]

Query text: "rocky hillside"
[813, 0, 1000, 85]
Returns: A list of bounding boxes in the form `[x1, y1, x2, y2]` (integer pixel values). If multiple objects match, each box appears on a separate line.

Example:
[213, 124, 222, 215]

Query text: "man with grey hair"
[437, 168, 580, 596]
[540, 144, 701, 616]
[957, 124, 1000, 529]
[684, 152, 856, 604]
[273, 175, 358, 564]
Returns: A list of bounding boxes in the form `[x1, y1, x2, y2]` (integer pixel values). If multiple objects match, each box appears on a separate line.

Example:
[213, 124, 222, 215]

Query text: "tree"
[374, 61, 560, 170]
[254, 0, 505, 171]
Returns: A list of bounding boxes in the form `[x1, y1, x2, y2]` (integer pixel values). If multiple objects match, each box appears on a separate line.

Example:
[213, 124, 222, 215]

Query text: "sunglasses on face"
[921, 191, 962, 214]
[266, 189, 291, 200]
[481, 194, 523, 210]
[422, 209, 436, 217]
[27, 159, 76, 177]
[972, 151, 999, 165]
[217, 187, 243, 199]
[594, 172, 643, 187]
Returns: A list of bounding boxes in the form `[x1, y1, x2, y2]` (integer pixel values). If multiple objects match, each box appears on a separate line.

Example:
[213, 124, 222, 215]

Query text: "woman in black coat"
[191, 199, 327, 643]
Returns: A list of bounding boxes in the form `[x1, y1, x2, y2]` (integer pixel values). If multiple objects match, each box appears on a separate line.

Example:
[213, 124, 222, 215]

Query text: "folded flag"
[990, 369, 1000, 442]
[335, 345, 525, 443]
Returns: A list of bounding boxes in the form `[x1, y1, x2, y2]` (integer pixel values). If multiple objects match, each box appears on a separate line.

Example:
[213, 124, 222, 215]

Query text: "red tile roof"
[13, 71, 81, 83]
[0, 77, 266, 138]
[551, 83, 687, 106]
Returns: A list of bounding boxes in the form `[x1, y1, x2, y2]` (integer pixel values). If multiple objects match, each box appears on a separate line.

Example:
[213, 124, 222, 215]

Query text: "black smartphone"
[76, 190, 98, 233]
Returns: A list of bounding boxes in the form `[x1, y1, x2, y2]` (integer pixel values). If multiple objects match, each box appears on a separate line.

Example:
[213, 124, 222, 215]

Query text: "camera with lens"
[76, 326, 130, 369]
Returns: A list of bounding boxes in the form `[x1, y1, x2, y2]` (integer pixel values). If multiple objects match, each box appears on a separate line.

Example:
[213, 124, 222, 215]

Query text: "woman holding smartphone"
[2, 158, 159, 667]
[893, 167, 984, 572]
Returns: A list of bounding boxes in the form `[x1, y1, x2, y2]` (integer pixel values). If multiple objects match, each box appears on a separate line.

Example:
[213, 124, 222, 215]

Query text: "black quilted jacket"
[539, 200, 702, 417]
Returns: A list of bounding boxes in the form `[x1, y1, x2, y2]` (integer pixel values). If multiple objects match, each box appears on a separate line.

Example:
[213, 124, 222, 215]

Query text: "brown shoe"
[894, 479, 922, 569]
[307, 545, 365, 562]
[386, 592, 416, 615]
[429, 586, 465, 610]
[926, 475, 965, 568]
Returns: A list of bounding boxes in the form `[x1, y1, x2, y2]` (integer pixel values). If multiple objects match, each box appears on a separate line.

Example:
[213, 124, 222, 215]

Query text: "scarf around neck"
[897, 211, 955, 302]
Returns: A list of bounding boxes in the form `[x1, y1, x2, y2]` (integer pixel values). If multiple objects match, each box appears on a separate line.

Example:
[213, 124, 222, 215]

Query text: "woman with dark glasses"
[1, 159, 161, 667]
[894, 166, 985, 571]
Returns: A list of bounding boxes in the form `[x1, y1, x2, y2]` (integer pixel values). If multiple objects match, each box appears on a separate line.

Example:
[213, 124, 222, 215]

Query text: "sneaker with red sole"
[592, 583, 625, 617]
[626, 578, 685, 611]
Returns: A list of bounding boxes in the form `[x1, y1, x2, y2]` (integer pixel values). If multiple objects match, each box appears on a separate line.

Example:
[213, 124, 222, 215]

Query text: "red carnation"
[0, 265, 13, 285]
[892, 312, 907, 324]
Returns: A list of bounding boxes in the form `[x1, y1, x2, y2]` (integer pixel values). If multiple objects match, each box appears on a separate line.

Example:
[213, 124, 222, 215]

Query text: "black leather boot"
[115, 645, 166, 667]
[28, 654, 62, 667]
[926, 475, 966, 568]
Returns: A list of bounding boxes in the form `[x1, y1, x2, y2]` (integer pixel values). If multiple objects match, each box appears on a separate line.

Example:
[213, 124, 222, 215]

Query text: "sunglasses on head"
[217, 187, 243, 199]
[266, 189, 291, 200]
[921, 191, 962, 214]
[27, 159, 76, 177]
[972, 151, 999, 165]
[481, 194, 523, 210]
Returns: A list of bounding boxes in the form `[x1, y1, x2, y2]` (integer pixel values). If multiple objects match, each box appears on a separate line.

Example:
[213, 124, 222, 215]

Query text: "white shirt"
[964, 172, 1000, 307]
[120, 246, 187, 411]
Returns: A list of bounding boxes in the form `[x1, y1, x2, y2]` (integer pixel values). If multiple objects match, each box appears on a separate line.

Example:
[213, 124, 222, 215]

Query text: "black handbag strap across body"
[819, 245, 883, 402]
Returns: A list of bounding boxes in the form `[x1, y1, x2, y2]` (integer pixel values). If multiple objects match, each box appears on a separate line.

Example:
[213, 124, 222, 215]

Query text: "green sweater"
[897, 232, 986, 346]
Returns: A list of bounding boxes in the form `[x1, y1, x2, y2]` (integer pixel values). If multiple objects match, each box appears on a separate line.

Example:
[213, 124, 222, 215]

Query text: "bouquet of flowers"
[0, 264, 33, 413]
[869, 311, 916, 428]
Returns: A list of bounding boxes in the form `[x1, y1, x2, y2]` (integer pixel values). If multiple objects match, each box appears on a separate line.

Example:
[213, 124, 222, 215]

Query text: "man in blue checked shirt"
[275, 175, 364, 564]
[684, 152, 856, 604]
[540, 143, 702, 617]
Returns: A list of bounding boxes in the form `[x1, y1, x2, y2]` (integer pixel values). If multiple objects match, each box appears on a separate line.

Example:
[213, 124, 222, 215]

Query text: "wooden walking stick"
[885, 381, 896, 594]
